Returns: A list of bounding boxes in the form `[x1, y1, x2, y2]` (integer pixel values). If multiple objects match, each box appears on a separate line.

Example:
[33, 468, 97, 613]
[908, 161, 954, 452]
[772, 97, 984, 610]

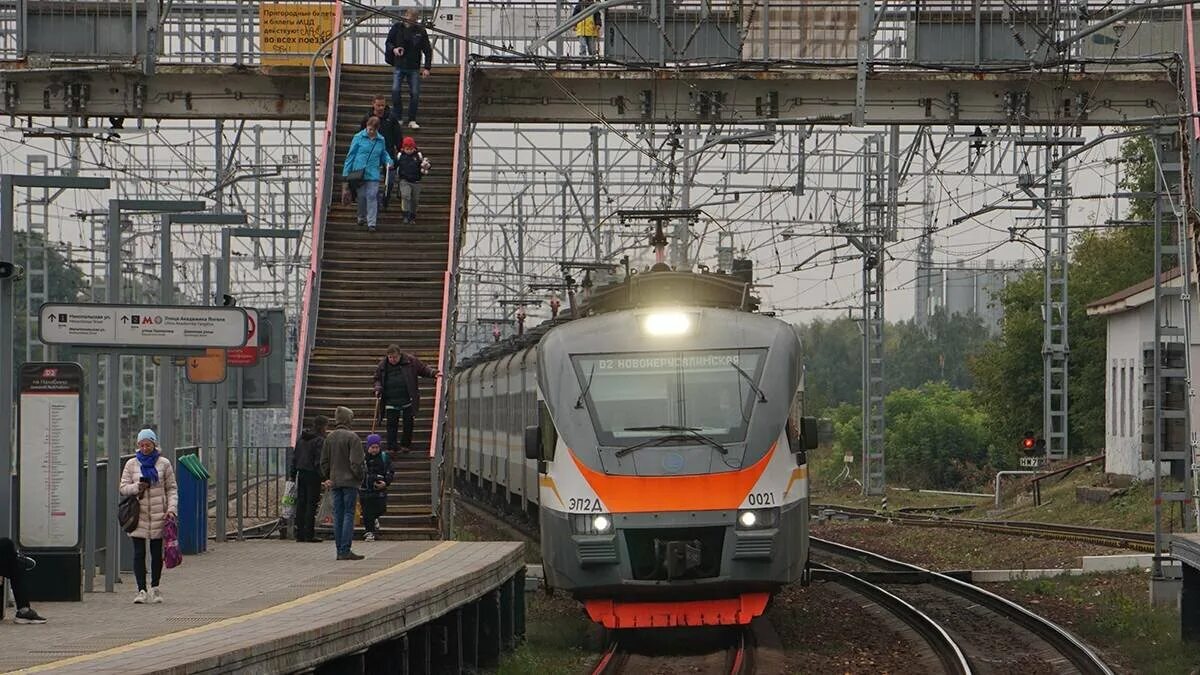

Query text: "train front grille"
[625, 527, 724, 580]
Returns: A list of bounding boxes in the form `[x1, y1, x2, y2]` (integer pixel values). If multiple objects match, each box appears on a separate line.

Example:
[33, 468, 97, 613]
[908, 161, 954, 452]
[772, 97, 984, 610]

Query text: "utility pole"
[848, 134, 887, 497]
[1040, 136, 1070, 462]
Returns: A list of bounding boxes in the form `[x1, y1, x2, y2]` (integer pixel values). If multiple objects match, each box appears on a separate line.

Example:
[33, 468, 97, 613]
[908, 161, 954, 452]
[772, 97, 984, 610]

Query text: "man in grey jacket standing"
[320, 406, 365, 560]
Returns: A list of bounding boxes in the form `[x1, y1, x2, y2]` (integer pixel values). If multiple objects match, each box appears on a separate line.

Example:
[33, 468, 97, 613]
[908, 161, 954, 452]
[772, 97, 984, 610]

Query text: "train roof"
[454, 268, 760, 372]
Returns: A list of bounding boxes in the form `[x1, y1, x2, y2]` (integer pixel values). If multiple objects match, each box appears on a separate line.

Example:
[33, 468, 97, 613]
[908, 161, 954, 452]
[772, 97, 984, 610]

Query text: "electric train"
[449, 268, 817, 629]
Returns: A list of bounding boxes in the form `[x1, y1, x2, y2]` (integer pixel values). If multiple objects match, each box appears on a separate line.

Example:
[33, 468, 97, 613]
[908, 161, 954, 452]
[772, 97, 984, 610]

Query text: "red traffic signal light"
[1021, 430, 1036, 451]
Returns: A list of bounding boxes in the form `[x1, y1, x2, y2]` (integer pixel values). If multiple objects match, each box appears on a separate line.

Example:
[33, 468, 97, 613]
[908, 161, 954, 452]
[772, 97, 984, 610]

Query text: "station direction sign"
[39, 303, 249, 350]
[227, 308, 260, 367]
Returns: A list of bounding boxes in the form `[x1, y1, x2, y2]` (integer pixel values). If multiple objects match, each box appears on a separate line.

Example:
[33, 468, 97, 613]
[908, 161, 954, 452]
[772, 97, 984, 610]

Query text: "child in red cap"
[394, 136, 431, 224]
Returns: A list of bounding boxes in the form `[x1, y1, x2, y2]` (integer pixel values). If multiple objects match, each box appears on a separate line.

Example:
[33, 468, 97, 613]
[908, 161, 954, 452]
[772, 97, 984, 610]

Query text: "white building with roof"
[1085, 268, 1197, 479]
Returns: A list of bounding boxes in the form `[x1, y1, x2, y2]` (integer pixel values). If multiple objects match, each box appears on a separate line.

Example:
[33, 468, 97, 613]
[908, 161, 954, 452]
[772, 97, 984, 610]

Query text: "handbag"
[163, 518, 183, 569]
[345, 137, 383, 191]
[118, 494, 140, 534]
[281, 480, 297, 520]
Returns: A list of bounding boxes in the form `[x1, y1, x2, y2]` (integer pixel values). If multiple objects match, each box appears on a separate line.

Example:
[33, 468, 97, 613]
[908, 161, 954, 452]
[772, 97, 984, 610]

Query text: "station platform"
[1171, 533, 1200, 643]
[1, 538, 526, 674]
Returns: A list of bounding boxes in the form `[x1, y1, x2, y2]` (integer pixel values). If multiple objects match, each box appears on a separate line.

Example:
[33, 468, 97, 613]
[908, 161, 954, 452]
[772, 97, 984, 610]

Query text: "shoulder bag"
[118, 493, 140, 533]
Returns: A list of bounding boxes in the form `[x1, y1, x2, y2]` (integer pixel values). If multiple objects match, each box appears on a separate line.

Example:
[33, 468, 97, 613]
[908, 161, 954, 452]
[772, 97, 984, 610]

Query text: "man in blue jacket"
[384, 8, 433, 130]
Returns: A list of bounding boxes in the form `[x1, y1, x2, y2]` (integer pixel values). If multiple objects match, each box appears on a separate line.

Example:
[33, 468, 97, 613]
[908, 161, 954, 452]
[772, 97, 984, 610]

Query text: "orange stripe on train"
[569, 443, 776, 513]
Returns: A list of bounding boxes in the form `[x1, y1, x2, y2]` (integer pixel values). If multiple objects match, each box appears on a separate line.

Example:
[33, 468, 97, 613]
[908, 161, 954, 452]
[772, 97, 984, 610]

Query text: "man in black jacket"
[360, 95, 402, 207]
[291, 415, 328, 543]
[384, 8, 433, 129]
[373, 344, 438, 453]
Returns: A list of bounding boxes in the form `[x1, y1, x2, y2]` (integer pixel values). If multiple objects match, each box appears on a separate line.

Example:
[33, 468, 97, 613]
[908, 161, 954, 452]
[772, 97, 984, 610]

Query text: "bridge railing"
[462, 0, 1191, 69]
[0, 1, 1187, 69]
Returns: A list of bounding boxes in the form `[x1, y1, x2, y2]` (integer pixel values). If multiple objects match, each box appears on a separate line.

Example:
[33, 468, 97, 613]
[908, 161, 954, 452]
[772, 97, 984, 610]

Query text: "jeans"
[294, 469, 322, 541]
[397, 181, 421, 219]
[131, 537, 163, 591]
[356, 180, 380, 228]
[331, 487, 358, 555]
[386, 403, 415, 450]
[391, 68, 421, 123]
[579, 36, 597, 56]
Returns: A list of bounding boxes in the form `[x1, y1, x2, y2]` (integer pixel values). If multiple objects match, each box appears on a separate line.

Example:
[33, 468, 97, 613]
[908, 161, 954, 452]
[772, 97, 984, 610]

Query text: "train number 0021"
[569, 497, 603, 512]
[747, 492, 775, 506]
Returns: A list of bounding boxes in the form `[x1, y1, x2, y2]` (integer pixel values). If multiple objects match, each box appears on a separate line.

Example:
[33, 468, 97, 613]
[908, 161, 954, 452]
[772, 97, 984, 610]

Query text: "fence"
[0, 1, 1188, 69]
[195, 444, 289, 534]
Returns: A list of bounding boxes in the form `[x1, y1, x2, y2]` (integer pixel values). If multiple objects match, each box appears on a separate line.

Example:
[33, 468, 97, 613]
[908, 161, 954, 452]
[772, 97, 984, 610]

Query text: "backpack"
[118, 494, 140, 533]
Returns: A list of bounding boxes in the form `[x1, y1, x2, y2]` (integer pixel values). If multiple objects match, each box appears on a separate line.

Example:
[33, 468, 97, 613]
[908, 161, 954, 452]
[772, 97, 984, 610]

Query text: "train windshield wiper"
[575, 363, 597, 409]
[616, 425, 728, 457]
[729, 361, 767, 403]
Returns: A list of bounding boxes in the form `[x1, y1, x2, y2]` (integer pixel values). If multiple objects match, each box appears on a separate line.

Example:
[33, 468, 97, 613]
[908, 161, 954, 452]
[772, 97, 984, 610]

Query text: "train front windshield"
[572, 348, 767, 446]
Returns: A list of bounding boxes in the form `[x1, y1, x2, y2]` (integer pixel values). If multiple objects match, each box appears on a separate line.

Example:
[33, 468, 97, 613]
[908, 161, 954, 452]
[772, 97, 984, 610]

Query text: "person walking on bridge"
[573, 0, 602, 57]
[384, 8, 433, 130]
[321, 406, 365, 561]
[373, 345, 438, 454]
[342, 116, 394, 232]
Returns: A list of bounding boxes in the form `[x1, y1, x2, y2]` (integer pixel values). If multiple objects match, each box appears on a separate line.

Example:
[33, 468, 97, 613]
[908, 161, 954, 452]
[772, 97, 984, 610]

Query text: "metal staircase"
[299, 65, 461, 540]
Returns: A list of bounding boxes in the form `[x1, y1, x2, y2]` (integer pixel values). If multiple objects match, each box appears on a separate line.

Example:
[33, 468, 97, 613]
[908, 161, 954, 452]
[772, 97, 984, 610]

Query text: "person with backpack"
[342, 116, 394, 232]
[395, 136, 431, 224]
[359, 434, 394, 542]
[119, 428, 178, 604]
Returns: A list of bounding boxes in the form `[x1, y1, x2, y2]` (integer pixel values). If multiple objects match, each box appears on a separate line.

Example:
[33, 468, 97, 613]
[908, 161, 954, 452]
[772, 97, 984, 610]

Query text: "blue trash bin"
[176, 454, 209, 554]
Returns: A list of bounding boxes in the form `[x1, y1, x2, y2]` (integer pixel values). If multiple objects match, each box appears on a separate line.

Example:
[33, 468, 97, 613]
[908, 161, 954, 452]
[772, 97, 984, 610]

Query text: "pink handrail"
[289, 0, 345, 449]
[428, 9, 473, 464]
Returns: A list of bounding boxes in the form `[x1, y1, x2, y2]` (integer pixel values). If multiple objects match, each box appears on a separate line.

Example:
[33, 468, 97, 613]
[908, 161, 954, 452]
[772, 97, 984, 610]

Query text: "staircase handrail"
[289, 0, 346, 449]
[430, 10, 475, 538]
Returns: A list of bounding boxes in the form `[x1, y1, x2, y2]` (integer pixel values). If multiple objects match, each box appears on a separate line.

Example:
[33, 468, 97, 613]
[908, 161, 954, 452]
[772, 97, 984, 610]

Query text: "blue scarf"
[137, 450, 161, 484]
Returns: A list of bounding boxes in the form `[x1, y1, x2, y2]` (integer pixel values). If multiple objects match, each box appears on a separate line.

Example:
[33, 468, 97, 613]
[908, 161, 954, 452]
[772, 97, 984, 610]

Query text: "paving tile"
[2, 539, 523, 674]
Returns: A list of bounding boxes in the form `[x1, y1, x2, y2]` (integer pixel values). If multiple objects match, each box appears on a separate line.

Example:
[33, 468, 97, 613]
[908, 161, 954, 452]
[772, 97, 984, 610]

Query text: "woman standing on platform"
[119, 429, 178, 604]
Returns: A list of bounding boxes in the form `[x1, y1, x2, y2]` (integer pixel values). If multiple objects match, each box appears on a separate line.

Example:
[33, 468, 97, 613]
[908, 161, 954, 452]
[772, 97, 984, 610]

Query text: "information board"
[227, 308, 260, 367]
[40, 303, 249, 349]
[259, 2, 336, 67]
[18, 363, 83, 550]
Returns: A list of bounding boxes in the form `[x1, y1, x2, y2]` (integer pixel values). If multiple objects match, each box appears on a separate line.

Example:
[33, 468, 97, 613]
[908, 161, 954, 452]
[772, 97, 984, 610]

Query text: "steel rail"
[810, 561, 973, 674]
[812, 504, 1155, 551]
[811, 537, 1115, 675]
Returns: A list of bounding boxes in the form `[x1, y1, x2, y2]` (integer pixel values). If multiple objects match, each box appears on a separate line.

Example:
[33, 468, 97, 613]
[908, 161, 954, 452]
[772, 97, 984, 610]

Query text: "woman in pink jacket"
[119, 429, 178, 604]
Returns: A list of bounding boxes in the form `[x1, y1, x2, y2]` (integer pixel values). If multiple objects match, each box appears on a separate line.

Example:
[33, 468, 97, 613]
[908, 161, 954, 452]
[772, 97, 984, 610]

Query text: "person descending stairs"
[300, 64, 459, 540]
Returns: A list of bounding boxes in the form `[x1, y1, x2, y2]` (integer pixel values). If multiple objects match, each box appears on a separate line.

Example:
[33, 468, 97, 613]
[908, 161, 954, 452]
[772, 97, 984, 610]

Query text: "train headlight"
[641, 311, 692, 337]
[736, 508, 779, 530]
[572, 512, 615, 535]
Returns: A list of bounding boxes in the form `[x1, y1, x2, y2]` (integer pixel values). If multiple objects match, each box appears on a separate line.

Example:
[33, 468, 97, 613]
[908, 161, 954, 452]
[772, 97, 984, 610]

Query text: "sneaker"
[345, 551, 365, 561]
[407, 121, 420, 129]
[133, 590, 147, 604]
[368, 225, 377, 232]
[150, 588, 163, 604]
[364, 532, 376, 542]
[305, 537, 324, 543]
[357, 219, 367, 227]
[13, 607, 47, 624]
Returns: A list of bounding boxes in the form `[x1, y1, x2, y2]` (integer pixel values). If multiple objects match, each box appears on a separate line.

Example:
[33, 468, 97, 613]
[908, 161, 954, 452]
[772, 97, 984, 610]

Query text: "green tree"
[885, 383, 995, 490]
[971, 133, 1156, 452]
[886, 309, 991, 392]
[795, 316, 861, 411]
[10, 231, 89, 372]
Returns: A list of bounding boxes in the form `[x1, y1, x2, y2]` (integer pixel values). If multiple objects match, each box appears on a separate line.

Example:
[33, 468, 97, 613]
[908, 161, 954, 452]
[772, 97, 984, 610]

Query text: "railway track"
[811, 537, 1114, 674]
[590, 624, 755, 675]
[813, 503, 1155, 552]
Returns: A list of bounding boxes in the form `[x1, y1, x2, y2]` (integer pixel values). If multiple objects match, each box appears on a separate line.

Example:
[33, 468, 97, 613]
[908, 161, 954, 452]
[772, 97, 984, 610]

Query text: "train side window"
[539, 400, 557, 462]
